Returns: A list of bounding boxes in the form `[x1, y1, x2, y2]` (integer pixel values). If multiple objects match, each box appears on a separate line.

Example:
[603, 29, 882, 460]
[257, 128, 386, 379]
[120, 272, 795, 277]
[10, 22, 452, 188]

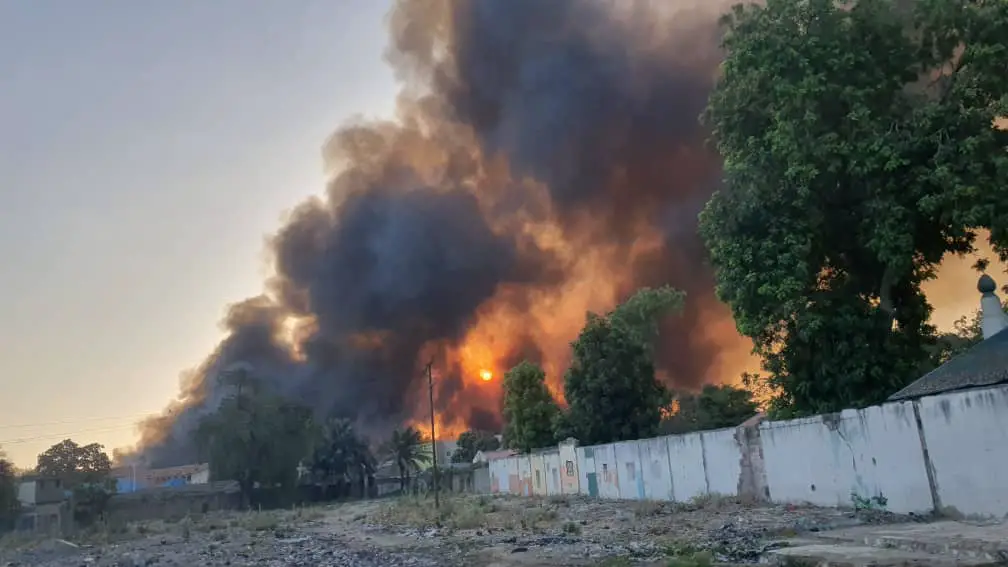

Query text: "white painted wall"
[758, 402, 933, 513]
[612, 441, 641, 500]
[545, 452, 562, 496]
[191, 468, 210, 485]
[701, 428, 742, 496]
[558, 442, 580, 495]
[17, 481, 37, 506]
[595, 444, 621, 499]
[577, 446, 593, 496]
[667, 433, 708, 502]
[917, 387, 1008, 517]
[481, 384, 1008, 518]
[518, 456, 532, 496]
[637, 437, 674, 501]
[489, 458, 507, 493]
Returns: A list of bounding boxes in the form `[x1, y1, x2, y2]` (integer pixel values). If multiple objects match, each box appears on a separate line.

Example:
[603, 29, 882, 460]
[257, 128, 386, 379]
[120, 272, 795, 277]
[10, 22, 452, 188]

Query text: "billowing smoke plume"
[137, 0, 753, 466]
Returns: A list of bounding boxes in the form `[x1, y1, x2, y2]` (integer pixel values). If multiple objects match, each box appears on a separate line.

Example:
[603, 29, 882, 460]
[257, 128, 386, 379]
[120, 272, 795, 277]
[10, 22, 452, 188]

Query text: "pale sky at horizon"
[0, 0, 1000, 470]
[0, 0, 397, 467]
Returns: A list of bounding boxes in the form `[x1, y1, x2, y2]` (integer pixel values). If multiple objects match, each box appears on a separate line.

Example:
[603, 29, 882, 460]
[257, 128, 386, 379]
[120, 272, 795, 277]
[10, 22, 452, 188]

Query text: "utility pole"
[426, 360, 440, 509]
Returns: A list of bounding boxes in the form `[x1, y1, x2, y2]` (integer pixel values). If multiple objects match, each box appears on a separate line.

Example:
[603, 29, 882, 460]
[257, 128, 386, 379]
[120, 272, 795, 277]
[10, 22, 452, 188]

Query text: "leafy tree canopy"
[502, 361, 561, 452]
[195, 373, 316, 504]
[701, 0, 1008, 416]
[562, 286, 683, 445]
[661, 384, 759, 435]
[36, 439, 112, 488]
[563, 316, 671, 445]
[608, 285, 686, 348]
[451, 430, 501, 463]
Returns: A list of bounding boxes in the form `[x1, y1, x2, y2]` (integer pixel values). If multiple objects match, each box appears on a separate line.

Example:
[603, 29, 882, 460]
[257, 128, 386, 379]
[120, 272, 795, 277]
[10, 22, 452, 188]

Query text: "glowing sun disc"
[479, 369, 493, 381]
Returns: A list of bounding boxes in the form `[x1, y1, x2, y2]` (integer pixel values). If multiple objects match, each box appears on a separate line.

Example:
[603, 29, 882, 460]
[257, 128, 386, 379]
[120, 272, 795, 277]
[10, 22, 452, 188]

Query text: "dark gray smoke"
[137, 0, 749, 467]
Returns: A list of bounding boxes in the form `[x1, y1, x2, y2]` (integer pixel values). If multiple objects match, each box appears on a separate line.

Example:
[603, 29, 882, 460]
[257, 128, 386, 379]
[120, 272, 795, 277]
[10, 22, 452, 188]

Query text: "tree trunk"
[239, 477, 254, 510]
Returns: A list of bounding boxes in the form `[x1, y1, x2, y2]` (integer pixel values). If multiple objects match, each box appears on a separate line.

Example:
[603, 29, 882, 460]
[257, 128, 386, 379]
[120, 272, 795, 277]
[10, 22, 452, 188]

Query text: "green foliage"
[310, 418, 374, 496]
[36, 439, 112, 489]
[701, 0, 1008, 416]
[0, 451, 19, 532]
[564, 314, 671, 445]
[661, 385, 760, 435]
[381, 427, 431, 491]
[502, 361, 562, 452]
[451, 430, 500, 463]
[608, 285, 686, 348]
[560, 286, 682, 445]
[72, 483, 113, 526]
[932, 299, 1008, 363]
[195, 374, 316, 505]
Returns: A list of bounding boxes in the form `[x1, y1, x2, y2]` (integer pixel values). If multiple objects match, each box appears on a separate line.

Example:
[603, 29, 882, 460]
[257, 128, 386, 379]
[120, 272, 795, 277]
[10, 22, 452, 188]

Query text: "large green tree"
[701, 0, 1008, 416]
[661, 385, 759, 435]
[195, 373, 316, 506]
[562, 286, 682, 445]
[451, 429, 501, 463]
[36, 439, 112, 488]
[501, 361, 561, 452]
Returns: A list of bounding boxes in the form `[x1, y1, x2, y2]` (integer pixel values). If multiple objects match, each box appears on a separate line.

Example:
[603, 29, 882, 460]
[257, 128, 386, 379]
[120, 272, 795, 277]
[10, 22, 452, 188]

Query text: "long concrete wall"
[485, 384, 1008, 518]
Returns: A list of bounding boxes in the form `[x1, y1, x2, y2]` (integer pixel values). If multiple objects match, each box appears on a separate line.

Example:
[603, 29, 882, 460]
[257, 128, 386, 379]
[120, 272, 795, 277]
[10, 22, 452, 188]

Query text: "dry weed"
[369, 494, 565, 532]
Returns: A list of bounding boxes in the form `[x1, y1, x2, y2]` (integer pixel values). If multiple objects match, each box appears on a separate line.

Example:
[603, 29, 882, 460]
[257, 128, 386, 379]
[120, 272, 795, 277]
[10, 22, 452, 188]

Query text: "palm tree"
[311, 418, 374, 498]
[382, 427, 431, 492]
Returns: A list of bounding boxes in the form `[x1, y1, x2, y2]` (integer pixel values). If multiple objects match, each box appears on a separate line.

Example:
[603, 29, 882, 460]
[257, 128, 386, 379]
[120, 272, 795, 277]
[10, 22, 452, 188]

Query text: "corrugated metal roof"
[888, 328, 1008, 401]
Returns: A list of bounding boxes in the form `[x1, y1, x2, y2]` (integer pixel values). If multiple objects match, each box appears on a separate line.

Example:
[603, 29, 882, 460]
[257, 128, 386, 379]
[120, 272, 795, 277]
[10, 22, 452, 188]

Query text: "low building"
[110, 463, 210, 493]
[16, 475, 71, 534]
[146, 463, 210, 487]
[417, 440, 457, 470]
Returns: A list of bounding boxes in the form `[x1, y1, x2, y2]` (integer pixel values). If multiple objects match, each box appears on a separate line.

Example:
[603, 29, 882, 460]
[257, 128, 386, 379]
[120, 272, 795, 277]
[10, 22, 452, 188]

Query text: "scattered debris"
[0, 494, 933, 566]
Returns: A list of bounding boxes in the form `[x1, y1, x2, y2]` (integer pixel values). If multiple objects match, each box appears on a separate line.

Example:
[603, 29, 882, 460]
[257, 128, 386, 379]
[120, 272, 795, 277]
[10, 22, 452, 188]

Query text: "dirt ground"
[0, 493, 928, 567]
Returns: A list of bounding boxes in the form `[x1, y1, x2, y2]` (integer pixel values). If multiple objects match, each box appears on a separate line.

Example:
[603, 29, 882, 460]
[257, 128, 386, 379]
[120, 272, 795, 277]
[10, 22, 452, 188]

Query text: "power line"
[0, 423, 141, 445]
[0, 412, 160, 431]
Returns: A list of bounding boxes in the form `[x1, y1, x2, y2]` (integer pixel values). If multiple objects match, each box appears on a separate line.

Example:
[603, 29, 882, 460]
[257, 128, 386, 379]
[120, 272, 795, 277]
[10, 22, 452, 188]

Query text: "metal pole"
[427, 361, 439, 509]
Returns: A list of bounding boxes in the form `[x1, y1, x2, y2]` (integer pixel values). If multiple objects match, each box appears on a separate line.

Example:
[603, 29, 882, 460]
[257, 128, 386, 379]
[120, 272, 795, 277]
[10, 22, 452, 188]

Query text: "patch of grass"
[662, 539, 703, 557]
[563, 521, 581, 535]
[292, 506, 325, 522]
[369, 494, 566, 533]
[633, 499, 667, 518]
[687, 493, 737, 510]
[594, 557, 633, 567]
[646, 524, 671, 536]
[778, 558, 817, 567]
[198, 516, 230, 531]
[0, 531, 45, 551]
[666, 551, 714, 567]
[240, 511, 282, 532]
[548, 495, 570, 507]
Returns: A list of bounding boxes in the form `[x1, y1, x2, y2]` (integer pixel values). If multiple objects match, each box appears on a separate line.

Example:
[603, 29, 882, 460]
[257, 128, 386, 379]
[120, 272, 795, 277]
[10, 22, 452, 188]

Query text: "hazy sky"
[0, 0, 397, 467]
[0, 0, 997, 470]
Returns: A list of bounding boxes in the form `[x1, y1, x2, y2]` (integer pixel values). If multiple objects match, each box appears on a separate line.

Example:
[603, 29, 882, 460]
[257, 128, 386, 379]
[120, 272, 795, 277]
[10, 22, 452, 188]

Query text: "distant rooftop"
[889, 275, 1008, 401]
